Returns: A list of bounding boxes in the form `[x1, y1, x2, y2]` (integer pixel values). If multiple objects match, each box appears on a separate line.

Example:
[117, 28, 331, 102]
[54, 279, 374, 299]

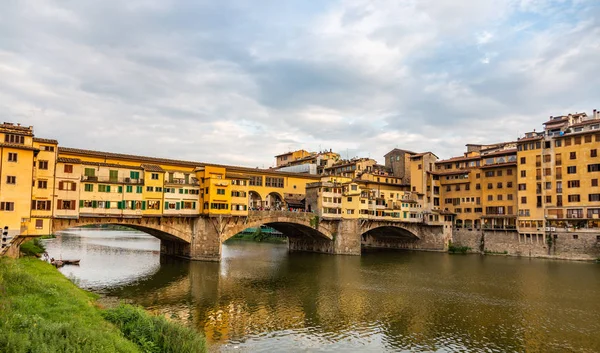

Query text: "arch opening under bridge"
[360, 225, 421, 251]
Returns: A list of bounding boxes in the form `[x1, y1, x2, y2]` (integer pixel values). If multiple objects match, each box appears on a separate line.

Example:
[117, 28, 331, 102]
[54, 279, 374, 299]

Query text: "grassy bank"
[0, 257, 206, 353]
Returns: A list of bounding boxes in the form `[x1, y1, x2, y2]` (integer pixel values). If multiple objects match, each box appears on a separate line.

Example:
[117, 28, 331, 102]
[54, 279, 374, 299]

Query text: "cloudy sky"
[1, 0, 599, 167]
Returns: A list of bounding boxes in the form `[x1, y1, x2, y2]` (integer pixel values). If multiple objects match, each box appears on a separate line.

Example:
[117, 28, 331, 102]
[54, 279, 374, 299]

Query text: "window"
[570, 152, 576, 160]
[487, 195, 493, 201]
[567, 180, 580, 188]
[216, 188, 225, 195]
[38, 160, 49, 170]
[485, 171, 494, 177]
[545, 195, 552, 203]
[0, 202, 15, 211]
[109, 170, 118, 181]
[84, 168, 95, 177]
[33, 200, 52, 210]
[35, 219, 43, 229]
[146, 186, 154, 192]
[84, 184, 93, 192]
[497, 182, 503, 189]
[455, 185, 460, 191]
[418, 164, 422, 170]
[249, 176, 263, 186]
[8, 152, 17, 162]
[592, 149, 598, 158]
[545, 182, 551, 190]
[136, 186, 143, 193]
[588, 164, 600, 172]
[588, 194, 600, 202]
[41, 145, 55, 152]
[565, 138, 572, 146]
[4, 134, 24, 144]
[521, 196, 527, 204]
[556, 154, 562, 166]
[568, 195, 580, 202]
[543, 155, 551, 163]
[126, 185, 133, 193]
[567, 166, 577, 174]
[265, 177, 284, 188]
[57, 200, 75, 210]
[98, 184, 111, 193]
[147, 200, 161, 210]
[210, 203, 229, 210]
[497, 195, 503, 201]
[465, 184, 470, 191]
[520, 157, 526, 164]
[58, 181, 76, 191]
[37, 180, 48, 189]
[507, 194, 513, 201]
[64, 164, 73, 173]
[6, 176, 16, 184]
[476, 173, 481, 178]
[544, 168, 551, 176]
[507, 169, 513, 176]
[518, 184, 526, 191]
[555, 140, 562, 147]
[130, 171, 140, 179]
[520, 170, 526, 178]
[151, 173, 159, 180]
[593, 179, 599, 187]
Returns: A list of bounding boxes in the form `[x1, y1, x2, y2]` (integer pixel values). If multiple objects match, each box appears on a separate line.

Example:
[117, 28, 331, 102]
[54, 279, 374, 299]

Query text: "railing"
[81, 176, 144, 184]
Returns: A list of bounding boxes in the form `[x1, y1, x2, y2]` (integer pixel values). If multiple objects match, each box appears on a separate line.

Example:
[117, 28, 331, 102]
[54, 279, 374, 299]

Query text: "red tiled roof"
[33, 137, 59, 144]
[141, 164, 165, 172]
[481, 148, 517, 157]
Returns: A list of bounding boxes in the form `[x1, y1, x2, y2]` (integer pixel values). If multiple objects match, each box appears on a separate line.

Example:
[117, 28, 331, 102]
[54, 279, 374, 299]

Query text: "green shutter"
[179, 188, 183, 194]
[192, 202, 196, 209]
[92, 201, 97, 208]
[106, 185, 111, 193]
[176, 202, 180, 210]
[137, 186, 142, 193]
[185, 189, 189, 194]
[106, 201, 111, 209]
[131, 201, 135, 210]
[165, 201, 169, 210]
[142, 201, 146, 210]
[118, 186, 123, 193]
[109, 170, 118, 181]
[84, 168, 95, 177]
[79, 200, 84, 208]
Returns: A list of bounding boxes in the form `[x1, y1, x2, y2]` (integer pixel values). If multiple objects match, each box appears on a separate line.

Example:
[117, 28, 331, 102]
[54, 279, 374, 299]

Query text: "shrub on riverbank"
[18, 238, 46, 257]
[103, 304, 206, 353]
[0, 257, 139, 353]
[448, 242, 471, 254]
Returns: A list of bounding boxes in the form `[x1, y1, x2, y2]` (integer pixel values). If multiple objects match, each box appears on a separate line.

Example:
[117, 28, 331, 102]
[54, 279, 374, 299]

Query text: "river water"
[43, 229, 600, 352]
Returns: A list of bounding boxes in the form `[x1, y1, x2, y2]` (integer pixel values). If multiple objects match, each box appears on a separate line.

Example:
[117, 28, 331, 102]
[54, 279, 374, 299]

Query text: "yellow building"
[0, 123, 36, 239]
[274, 150, 311, 168]
[30, 138, 58, 235]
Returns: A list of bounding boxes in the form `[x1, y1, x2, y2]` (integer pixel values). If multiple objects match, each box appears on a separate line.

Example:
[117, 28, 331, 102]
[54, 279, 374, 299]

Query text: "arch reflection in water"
[101, 241, 600, 353]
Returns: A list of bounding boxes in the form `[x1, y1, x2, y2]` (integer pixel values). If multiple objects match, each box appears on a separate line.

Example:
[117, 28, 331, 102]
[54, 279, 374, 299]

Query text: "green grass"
[19, 238, 46, 257]
[448, 242, 471, 254]
[0, 258, 206, 353]
[102, 305, 206, 353]
[227, 233, 287, 244]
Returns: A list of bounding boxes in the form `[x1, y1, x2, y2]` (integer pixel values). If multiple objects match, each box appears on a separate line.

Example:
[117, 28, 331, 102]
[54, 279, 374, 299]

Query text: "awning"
[285, 197, 305, 208]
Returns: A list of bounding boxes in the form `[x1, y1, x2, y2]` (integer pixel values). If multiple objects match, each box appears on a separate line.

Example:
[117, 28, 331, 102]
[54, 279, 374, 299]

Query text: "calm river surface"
[43, 229, 600, 352]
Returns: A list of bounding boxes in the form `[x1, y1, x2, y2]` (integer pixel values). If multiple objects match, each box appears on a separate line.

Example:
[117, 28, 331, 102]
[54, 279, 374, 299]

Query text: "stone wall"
[451, 228, 600, 261]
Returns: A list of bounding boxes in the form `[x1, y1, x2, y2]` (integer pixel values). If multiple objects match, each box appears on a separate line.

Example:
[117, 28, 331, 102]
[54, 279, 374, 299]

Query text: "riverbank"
[227, 233, 288, 244]
[0, 257, 206, 353]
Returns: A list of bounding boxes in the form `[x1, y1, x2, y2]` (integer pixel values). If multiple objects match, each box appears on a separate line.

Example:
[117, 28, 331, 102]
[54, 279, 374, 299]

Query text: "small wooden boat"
[51, 260, 64, 268]
[63, 259, 80, 265]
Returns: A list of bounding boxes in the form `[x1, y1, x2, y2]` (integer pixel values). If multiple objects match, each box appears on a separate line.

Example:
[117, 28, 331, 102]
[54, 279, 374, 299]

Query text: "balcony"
[81, 176, 144, 184]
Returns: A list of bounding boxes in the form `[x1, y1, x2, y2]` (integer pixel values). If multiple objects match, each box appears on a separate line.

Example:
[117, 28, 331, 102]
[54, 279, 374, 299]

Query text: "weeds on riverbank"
[448, 242, 471, 254]
[18, 238, 46, 257]
[102, 304, 206, 353]
[0, 257, 139, 353]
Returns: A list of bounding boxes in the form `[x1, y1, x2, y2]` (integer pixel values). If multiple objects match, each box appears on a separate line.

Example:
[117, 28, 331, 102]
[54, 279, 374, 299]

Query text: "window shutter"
[71, 183, 76, 191]
[92, 200, 97, 208]
[106, 201, 111, 209]
[180, 201, 184, 209]
[176, 202, 180, 210]
[118, 186, 123, 193]
[179, 189, 183, 194]
[31, 200, 36, 209]
[58, 181, 64, 190]
[142, 201, 146, 210]
[131, 201, 135, 210]
[79, 200, 84, 208]
[165, 201, 168, 210]
[192, 202, 196, 209]
[57, 200, 62, 210]
[71, 202, 76, 210]
[107, 185, 111, 193]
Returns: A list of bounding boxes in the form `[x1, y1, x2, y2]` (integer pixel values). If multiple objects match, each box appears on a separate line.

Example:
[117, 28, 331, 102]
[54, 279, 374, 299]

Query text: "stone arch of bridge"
[360, 225, 420, 243]
[51, 218, 193, 244]
[248, 190, 263, 209]
[220, 217, 333, 244]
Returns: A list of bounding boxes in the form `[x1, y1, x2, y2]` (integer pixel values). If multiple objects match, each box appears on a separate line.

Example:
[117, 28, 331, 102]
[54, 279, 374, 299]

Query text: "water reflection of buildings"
[107, 248, 600, 352]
